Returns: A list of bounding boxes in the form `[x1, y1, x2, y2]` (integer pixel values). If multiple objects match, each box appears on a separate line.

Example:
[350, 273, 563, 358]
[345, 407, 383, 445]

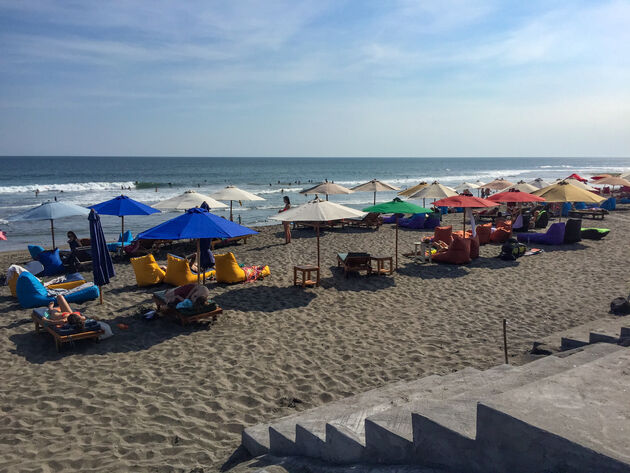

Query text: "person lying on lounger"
[42, 295, 86, 326]
[163, 284, 211, 309]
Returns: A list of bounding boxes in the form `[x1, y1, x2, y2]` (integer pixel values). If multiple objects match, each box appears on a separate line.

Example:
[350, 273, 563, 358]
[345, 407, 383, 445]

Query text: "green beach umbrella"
[363, 198, 432, 269]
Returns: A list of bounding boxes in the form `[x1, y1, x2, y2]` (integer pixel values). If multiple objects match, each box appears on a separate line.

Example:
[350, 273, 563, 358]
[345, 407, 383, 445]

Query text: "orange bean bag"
[475, 223, 492, 245]
[432, 234, 471, 265]
[490, 221, 512, 243]
[468, 234, 479, 259]
[433, 226, 453, 246]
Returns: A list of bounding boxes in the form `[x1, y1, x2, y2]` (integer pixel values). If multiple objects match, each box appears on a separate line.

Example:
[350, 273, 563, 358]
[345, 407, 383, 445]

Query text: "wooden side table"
[370, 255, 393, 275]
[294, 264, 320, 287]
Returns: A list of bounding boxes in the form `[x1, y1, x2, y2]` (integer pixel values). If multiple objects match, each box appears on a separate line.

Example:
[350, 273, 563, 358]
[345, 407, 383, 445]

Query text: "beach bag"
[499, 238, 526, 261]
[610, 297, 630, 315]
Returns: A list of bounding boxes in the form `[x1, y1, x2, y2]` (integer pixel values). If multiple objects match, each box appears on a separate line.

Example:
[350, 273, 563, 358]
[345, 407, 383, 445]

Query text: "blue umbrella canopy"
[89, 195, 160, 251]
[7, 201, 90, 248]
[89, 210, 115, 303]
[89, 195, 160, 217]
[137, 207, 258, 240]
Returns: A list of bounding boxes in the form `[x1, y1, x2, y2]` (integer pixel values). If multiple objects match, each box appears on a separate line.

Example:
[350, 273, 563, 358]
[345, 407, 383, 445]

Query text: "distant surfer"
[35, 189, 40, 197]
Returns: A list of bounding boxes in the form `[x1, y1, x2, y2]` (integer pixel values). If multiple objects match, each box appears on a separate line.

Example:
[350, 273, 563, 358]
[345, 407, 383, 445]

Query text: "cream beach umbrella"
[210, 186, 265, 221]
[501, 180, 538, 193]
[483, 178, 514, 191]
[269, 199, 366, 267]
[592, 176, 630, 194]
[351, 179, 400, 205]
[300, 182, 353, 201]
[454, 182, 481, 192]
[528, 178, 551, 189]
[621, 171, 630, 180]
[564, 178, 597, 192]
[398, 181, 428, 198]
[409, 181, 457, 207]
[154, 190, 228, 212]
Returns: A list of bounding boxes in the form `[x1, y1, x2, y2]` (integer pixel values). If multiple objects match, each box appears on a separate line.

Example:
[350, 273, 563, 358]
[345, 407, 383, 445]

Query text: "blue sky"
[0, 0, 629, 157]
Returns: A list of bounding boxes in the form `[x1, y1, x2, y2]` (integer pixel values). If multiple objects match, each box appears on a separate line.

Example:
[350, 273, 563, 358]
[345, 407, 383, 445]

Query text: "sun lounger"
[346, 212, 383, 229]
[336, 252, 372, 277]
[31, 307, 103, 352]
[568, 209, 607, 220]
[152, 290, 223, 325]
[210, 235, 252, 250]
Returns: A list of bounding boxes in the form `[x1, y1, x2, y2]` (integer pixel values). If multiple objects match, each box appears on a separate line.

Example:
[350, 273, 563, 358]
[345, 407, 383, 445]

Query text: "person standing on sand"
[278, 196, 291, 244]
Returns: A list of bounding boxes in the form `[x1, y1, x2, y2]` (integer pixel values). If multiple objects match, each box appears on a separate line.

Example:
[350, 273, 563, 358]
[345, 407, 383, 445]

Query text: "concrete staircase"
[241, 343, 630, 473]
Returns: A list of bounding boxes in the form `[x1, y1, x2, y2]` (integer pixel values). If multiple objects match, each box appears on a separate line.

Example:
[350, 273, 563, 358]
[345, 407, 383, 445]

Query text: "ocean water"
[1, 156, 629, 251]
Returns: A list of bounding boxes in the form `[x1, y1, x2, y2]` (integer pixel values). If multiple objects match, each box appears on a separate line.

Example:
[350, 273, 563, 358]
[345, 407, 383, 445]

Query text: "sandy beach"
[1, 208, 629, 472]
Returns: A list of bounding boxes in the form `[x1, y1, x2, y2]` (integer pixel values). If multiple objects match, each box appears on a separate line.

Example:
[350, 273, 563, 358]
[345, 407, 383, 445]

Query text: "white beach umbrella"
[528, 178, 551, 189]
[409, 181, 457, 207]
[454, 182, 481, 192]
[209, 186, 265, 221]
[154, 190, 228, 212]
[483, 178, 514, 191]
[269, 199, 366, 267]
[620, 171, 630, 180]
[7, 201, 90, 248]
[300, 182, 354, 201]
[564, 178, 597, 192]
[500, 181, 538, 193]
[351, 179, 400, 204]
[592, 176, 630, 187]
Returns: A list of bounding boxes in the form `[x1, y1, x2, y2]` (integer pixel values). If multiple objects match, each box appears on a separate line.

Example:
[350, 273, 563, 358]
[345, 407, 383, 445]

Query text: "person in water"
[278, 196, 291, 244]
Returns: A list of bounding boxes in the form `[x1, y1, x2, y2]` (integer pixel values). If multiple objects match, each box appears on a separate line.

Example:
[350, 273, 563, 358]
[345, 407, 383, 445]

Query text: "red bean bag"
[434, 226, 453, 246]
[432, 234, 472, 265]
[475, 223, 492, 245]
[468, 234, 480, 259]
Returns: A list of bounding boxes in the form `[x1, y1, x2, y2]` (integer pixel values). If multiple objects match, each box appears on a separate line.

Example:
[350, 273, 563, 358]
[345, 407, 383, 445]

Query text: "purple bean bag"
[382, 213, 404, 224]
[517, 222, 565, 245]
[423, 214, 441, 229]
[399, 213, 427, 229]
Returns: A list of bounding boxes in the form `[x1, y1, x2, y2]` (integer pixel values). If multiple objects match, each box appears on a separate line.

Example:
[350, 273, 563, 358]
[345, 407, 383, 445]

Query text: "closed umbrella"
[363, 198, 432, 269]
[351, 179, 400, 205]
[89, 210, 115, 304]
[566, 173, 588, 183]
[409, 181, 457, 207]
[7, 201, 90, 248]
[138, 207, 258, 283]
[398, 182, 428, 198]
[154, 190, 228, 211]
[300, 182, 354, 201]
[90, 195, 160, 252]
[269, 199, 366, 267]
[433, 195, 498, 233]
[210, 186, 265, 221]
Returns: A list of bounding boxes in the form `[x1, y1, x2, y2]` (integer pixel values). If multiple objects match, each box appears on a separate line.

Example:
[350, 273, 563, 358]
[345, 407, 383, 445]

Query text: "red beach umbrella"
[487, 190, 546, 203]
[433, 195, 498, 233]
[566, 173, 588, 183]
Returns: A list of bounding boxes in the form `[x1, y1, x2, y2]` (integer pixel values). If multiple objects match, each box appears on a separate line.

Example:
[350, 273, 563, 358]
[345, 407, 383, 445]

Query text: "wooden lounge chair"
[152, 290, 223, 326]
[346, 212, 382, 230]
[336, 252, 372, 278]
[211, 235, 251, 250]
[31, 308, 103, 352]
[568, 208, 607, 220]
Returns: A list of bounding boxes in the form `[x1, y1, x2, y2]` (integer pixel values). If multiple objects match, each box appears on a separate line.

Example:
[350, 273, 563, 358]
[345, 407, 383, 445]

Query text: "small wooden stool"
[370, 255, 393, 275]
[414, 241, 430, 263]
[294, 264, 320, 287]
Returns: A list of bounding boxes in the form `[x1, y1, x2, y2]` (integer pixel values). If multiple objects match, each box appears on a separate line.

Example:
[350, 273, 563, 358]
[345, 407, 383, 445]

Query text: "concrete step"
[531, 315, 629, 353]
[317, 365, 514, 464]
[243, 368, 479, 457]
[477, 347, 630, 473]
[364, 343, 625, 468]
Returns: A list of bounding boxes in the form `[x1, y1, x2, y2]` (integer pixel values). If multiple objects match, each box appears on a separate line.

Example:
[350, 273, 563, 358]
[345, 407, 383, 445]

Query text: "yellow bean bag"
[131, 254, 166, 287]
[163, 254, 215, 287]
[214, 252, 270, 283]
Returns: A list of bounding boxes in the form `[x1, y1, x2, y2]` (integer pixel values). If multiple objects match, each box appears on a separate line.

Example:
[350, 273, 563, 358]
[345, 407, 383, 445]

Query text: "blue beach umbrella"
[89, 210, 115, 304]
[7, 201, 90, 248]
[90, 195, 160, 251]
[138, 207, 258, 283]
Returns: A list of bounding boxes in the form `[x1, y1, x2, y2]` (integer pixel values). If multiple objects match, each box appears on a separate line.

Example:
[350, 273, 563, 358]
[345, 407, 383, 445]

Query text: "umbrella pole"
[50, 219, 55, 249]
[121, 216, 125, 254]
[196, 239, 201, 284]
[326, 194, 329, 201]
[316, 224, 320, 268]
[99, 287, 103, 305]
[373, 191, 376, 205]
[463, 211, 466, 234]
[395, 215, 399, 270]
[230, 201, 233, 221]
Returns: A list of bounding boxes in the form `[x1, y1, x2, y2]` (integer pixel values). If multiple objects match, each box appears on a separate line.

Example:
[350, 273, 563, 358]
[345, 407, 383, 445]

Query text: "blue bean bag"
[107, 230, 133, 251]
[561, 202, 572, 217]
[399, 213, 427, 229]
[37, 249, 65, 276]
[28, 245, 45, 260]
[517, 222, 565, 246]
[601, 198, 616, 211]
[16, 271, 100, 309]
[424, 213, 441, 229]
